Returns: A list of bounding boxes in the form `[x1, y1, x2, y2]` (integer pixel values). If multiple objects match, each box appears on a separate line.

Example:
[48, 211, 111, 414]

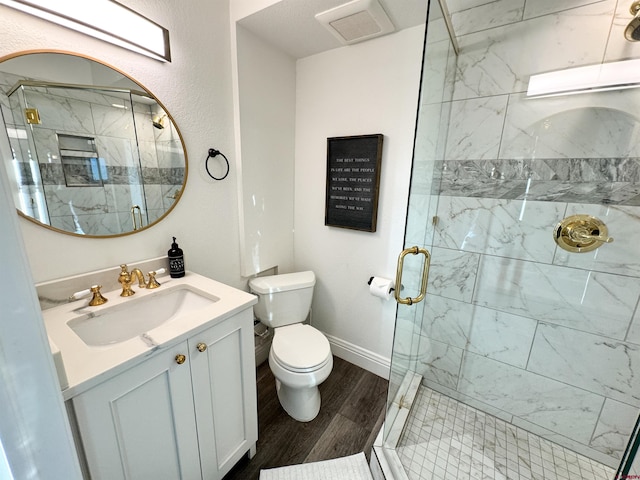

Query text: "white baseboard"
[324, 333, 390, 379]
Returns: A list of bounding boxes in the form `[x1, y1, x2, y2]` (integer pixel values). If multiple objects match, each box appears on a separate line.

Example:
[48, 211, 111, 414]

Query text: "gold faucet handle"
[146, 267, 166, 289]
[147, 272, 160, 289]
[88, 285, 108, 306]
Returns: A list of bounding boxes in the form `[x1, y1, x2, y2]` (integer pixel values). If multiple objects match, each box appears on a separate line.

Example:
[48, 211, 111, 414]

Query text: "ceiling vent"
[315, 0, 395, 45]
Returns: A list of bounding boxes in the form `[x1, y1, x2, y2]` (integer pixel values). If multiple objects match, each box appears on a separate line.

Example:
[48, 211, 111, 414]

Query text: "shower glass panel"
[5, 85, 49, 225]
[383, 0, 455, 451]
[384, 0, 640, 478]
[5, 81, 161, 236]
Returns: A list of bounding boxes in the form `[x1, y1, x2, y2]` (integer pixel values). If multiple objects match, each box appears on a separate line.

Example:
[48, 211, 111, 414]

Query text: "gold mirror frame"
[0, 49, 188, 238]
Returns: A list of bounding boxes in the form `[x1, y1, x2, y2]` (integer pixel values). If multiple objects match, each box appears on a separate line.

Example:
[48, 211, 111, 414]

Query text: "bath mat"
[259, 452, 373, 480]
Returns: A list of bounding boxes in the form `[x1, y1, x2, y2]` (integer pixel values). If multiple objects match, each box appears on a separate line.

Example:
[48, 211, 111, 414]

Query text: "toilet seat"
[272, 324, 331, 373]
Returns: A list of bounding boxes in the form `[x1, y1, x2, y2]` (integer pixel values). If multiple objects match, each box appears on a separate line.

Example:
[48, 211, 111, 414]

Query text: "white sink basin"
[68, 286, 219, 346]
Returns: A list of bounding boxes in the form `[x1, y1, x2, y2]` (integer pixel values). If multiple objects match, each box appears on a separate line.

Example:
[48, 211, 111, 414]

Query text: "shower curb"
[370, 371, 422, 480]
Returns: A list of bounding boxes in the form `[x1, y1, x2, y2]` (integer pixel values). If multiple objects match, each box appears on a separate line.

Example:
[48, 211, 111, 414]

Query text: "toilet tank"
[248, 271, 315, 328]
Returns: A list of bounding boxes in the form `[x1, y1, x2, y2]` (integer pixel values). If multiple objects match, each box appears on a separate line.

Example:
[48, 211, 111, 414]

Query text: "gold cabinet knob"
[196, 343, 207, 352]
[175, 354, 186, 365]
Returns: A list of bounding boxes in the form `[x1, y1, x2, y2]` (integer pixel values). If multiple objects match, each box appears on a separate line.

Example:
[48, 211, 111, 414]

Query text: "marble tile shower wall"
[404, 0, 640, 469]
[0, 71, 184, 235]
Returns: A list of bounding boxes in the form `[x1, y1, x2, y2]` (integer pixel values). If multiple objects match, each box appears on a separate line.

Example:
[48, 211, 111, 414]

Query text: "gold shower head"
[152, 113, 166, 129]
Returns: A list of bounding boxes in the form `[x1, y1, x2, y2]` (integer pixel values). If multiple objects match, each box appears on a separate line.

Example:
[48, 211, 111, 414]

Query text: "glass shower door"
[382, 0, 456, 454]
[380, 0, 458, 469]
[385, 0, 640, 478]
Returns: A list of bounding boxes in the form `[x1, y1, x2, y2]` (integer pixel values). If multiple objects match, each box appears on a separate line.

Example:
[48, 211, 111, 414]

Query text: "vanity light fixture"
[527, 58, 640, 98]
[0, 0, 171, 62]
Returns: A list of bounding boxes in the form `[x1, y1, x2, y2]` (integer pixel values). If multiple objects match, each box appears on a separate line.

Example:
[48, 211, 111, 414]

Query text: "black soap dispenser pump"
[168, 236, 185, 278]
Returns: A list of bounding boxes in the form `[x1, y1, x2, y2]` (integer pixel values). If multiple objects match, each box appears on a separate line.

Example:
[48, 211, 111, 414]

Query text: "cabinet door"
[190, 309, 258, 479]
[72, 343, 201, 480]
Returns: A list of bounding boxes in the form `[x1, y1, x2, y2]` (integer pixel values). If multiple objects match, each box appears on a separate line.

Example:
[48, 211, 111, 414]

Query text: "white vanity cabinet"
[70, 308, 257, 480]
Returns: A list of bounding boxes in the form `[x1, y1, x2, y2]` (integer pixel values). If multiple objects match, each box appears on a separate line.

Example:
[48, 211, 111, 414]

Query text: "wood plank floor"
[223, 356, 388, 480]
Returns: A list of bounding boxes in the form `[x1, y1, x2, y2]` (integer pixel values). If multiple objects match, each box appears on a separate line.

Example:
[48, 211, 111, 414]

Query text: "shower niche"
[58, 134, 104, 188]
[1, 52, 187, 237]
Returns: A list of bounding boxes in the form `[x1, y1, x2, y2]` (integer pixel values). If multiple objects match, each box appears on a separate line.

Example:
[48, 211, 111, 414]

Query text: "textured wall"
[0, 0, 244, 288]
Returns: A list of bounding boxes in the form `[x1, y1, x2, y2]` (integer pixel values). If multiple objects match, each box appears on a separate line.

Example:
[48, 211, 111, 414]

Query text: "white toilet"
[249, 271, 333, 422]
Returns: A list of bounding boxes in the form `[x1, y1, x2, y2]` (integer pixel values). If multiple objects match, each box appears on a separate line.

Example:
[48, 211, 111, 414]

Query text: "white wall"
[235, 25, 296, 276]
[230, 0, 281, 22]
[0, 0, 246, 289]
[294, 26, 424, 375]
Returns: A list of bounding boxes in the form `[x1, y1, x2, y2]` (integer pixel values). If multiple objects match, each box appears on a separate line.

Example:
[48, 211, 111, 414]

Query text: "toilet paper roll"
[369, 276, 395, 301]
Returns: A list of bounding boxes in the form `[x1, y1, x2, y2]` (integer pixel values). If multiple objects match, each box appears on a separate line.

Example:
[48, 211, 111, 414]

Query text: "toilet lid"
[272, 324, 331, 372]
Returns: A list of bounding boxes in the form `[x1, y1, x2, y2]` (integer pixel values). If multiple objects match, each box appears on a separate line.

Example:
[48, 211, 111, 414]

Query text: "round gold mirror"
[0, 50, 187, 237]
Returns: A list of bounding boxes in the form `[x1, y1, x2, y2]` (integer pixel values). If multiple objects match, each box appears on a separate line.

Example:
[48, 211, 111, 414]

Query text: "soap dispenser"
[168, 237, 185, 278]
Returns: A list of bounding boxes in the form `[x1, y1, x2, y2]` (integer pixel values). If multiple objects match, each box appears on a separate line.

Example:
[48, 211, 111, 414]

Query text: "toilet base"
[268, 349, 333, 423]
[275, 379, 321, 422]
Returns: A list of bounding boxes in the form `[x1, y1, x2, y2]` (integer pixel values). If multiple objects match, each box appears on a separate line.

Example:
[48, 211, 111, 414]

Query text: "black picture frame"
[324, 134, 383, 232]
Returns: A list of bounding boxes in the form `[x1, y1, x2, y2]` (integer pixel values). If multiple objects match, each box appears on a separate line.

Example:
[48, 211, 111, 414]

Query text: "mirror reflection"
[0, 52, 187, 237]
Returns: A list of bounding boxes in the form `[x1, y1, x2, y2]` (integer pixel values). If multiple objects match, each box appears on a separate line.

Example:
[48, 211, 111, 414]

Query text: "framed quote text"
[325, 134, 383, 232]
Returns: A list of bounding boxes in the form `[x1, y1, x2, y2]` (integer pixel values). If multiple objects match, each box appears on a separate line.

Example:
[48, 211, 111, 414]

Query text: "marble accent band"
[435, 158, 640, 205]
[26, 164, 186, 187]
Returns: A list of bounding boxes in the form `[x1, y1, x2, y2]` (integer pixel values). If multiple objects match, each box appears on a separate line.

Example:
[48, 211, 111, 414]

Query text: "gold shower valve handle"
[554, 214, 613, 253]
[570, 228, 613, 244]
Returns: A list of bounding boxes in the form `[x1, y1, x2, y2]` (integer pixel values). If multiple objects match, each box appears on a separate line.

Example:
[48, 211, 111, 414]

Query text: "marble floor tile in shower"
[397, 386, 616, 480]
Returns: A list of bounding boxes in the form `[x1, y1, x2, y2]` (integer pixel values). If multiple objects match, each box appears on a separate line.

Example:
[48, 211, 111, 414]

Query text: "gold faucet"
[118, 264, 147, 296]
[118, 264, 163, 296]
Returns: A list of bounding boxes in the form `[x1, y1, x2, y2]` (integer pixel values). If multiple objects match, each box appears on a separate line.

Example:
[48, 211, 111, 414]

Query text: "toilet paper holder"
[368, 276, 396, 293]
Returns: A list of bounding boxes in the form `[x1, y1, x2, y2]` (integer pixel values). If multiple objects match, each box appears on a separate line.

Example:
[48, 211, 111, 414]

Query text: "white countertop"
[43, 272, 257, 400]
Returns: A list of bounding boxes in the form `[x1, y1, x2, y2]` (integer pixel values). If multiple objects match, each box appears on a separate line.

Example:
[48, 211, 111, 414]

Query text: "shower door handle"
[394, 246, 431, 305]
[131, 205, 143, 231]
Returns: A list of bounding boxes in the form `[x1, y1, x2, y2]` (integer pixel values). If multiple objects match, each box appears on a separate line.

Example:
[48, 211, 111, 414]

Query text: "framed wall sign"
[325, 134, 383, 232]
